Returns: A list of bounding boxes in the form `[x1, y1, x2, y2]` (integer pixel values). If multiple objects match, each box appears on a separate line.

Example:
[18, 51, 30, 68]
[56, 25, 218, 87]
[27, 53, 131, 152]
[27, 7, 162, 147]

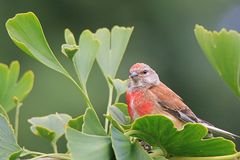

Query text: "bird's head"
[128, 63, 160, 90]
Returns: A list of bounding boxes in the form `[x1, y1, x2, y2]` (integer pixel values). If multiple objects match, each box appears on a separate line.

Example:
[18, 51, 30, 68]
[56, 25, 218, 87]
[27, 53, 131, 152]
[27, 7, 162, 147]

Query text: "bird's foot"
[138, 140, 152, 153]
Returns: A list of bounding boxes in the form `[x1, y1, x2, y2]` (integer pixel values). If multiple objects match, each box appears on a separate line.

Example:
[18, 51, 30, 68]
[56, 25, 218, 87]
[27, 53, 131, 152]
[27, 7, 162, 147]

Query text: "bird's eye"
[142, 70, 148, 74]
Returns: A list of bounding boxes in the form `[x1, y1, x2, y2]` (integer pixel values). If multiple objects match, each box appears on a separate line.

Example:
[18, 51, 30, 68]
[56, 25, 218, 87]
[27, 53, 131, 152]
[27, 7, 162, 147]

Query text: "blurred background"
[1, 0, 240, 153]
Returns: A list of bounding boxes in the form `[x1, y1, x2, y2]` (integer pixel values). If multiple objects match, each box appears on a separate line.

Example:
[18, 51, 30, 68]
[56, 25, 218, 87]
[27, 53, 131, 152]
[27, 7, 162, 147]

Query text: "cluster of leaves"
[0, 12, 240, 160]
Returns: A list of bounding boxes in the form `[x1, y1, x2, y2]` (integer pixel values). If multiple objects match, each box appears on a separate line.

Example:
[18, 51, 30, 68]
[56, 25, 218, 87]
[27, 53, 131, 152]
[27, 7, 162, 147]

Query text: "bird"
[126, 63, 239, 139]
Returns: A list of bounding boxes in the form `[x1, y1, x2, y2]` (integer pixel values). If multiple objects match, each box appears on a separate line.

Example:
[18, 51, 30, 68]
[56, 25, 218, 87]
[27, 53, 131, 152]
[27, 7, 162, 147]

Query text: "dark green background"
[1, 0, 240, 152]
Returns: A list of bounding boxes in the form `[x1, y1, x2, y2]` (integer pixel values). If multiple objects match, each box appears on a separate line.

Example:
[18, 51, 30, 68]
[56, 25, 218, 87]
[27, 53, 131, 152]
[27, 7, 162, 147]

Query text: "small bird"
[126, 63, 239, 139]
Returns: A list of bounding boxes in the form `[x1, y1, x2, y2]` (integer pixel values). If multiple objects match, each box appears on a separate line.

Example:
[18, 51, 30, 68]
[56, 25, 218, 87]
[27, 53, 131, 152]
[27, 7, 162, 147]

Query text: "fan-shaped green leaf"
[73, 30, 99, 90]
[82, 108, 106, 136]
[0, 61, 34, 112]
[68, 115, 83, 131]
[6, 12, 67, 76]
[66, 127, 114, 160]
[195, 25, 240, 97]
[61, 28, 79, 59]
[111, 127, 152, 160]
[131, 115, 236, 157]
[96, 26, 133, 78]
[64, 28, 77, 45]
[109, 105, 130, 125]
[28, 113, 72, 142]
[0, 114, 21, 160]
[114, 103, 129, 116]
[109, 78, 128, 96]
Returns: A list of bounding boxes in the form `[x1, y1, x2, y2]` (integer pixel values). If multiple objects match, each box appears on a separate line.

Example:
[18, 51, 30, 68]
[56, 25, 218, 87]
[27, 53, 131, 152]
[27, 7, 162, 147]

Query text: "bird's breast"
[126, 90, 154, 120]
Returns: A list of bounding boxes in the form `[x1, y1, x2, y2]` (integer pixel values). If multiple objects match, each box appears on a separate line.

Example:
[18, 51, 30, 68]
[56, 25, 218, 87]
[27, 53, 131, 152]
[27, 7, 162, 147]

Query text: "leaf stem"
[30, 153, 70, 160]
[66, 75, 93, 108]
[22, 149, 45, 156]
[14, 102, 22, 142]
[114, 93, 120, 104]
[51, 141, 58, 153]
[22, 148, 70, 160]
[124, 129, 146, 137]
[104, 82, 113, 133]
[149, 149, 164, 158]
[169, 152, 240, 160]
[0, 104, 9, 121]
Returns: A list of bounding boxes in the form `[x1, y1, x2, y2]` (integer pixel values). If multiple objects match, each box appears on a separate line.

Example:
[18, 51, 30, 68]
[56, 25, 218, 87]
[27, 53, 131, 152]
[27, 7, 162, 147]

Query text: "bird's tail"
[203, 124, 240, 139]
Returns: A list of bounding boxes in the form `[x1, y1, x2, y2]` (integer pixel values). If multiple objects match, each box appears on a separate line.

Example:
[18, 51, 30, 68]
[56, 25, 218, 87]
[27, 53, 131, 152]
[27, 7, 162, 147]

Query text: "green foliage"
[6, 12, 68, 76]
[66, 127, 114, 160]
[195, 25, 240, 97]
[0, 114, 21, 160]
[73, 30, 99, 92]
[109, 78, 128, 101]
[109, 105, 131, 125]
[0, 104, 9, 120]
[0, 61, 34, 112]
[130, 115, 236, 157]
[82, 108, 106, 136]
[3, 12, 240, 160]
[68, 115, 84, 131]
[111, 127, 152, 160]
[62, 29, 79, 59]
[28, 113, 71, 143]
[96, 26, 133, 78]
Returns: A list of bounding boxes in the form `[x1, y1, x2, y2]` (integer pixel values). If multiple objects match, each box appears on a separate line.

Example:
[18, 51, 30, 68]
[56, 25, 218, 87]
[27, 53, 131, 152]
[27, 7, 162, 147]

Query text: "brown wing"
[149, 83, 199, 123]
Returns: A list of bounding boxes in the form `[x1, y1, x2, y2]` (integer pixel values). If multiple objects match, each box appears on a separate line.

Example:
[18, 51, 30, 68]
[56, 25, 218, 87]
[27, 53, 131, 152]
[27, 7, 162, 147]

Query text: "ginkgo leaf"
[195, 25, 240, 97]
[96, 26, 133, 78]
[130, 115, 237, 157]
[0, 61, 34, 112]
[61, 28, 79, 58]
[28, 113, 72, 142]
[0, 114, 21, 160]
[111, 127, 152, 160]
[68, 115, 84, 131]
[6, 12, 68, 76]
[66, 127, 114, 160]
[73, 30, 99, 90]
[109, 78, 128, 96]
[82, 108, 106, 136]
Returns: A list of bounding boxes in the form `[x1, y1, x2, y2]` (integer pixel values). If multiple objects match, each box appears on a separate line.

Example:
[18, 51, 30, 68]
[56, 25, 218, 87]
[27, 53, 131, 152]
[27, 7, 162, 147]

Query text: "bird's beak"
[130, 72, 138, 78]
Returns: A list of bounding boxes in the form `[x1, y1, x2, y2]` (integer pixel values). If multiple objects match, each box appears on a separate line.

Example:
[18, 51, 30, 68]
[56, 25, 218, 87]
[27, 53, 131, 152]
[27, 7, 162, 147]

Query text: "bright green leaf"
[68, 115, 84, 132]
[6, 12, 68, 76]
[73, 30, 99, 90]
[109, 105, 131, 125]
[0, 61, 34, 112]
[28, 113, 72, 142]
[111, 127, 152, 160]
[169, 152, 240, 160]
[0, 114, 21, 160]
[61, 44, 79, 59]
[131, 115, 236, 157]
[96, 26, 133, 78]
[9, 150, 22, 160]
[82, 108, 106, 136]
[64, 28, 76, 45]
[114, 103, 130, 116]
[195, 25, 240, 97]
[66, 127, 114, 160]
[109, 78, 128, 96]
[105, 114, 125, 132]
[61, 28, 79, 58]
[34, 126, 56, 142]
